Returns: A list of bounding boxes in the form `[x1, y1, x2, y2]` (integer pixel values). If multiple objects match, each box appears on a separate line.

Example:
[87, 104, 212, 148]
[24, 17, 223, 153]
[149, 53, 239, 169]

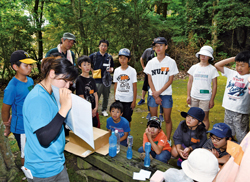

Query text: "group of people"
[1, 31, 250, 181]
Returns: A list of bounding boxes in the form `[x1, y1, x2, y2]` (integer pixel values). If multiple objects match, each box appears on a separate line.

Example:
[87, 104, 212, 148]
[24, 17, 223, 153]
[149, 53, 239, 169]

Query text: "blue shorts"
[148, 95, 173, 109]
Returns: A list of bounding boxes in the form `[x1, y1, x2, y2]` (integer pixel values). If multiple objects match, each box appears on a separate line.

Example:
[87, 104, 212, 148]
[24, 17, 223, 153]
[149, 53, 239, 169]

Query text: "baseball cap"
[196, 45, 214, 61]
[10, 50, 36, 65]
[63, 32, 76, 43]
[181, 107, 205, 122]
[118, 48, 131, 58]
[147, 116, 162, 128]
[207, 123, 232, 138]
[152, 37, 168, 46]
[182, 149, 219, 182]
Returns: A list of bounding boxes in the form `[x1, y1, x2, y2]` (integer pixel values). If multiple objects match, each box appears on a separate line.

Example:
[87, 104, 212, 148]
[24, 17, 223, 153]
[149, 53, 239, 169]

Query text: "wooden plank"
[83, 145, 173, 181]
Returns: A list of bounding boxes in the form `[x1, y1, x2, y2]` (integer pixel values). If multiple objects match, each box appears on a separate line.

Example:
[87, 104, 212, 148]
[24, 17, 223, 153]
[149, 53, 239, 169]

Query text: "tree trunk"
[211, 0, 219, 53]
[0, 113, 18, 181]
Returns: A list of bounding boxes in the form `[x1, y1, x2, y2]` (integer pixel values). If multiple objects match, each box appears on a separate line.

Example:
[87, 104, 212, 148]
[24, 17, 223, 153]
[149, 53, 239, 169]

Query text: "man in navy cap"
[45, 32, 76, 64]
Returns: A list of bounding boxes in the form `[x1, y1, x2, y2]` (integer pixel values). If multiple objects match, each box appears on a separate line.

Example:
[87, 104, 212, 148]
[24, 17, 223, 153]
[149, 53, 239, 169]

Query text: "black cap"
[10, 50, 36, 65]
[152, 37, 168, 46]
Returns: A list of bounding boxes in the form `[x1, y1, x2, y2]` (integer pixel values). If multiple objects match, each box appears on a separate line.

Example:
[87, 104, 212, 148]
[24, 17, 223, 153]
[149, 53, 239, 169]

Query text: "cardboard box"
[65, 127, 109, 157]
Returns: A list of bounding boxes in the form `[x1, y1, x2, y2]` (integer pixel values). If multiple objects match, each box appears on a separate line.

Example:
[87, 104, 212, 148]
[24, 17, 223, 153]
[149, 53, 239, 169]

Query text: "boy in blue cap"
[203, 123, 233, 167]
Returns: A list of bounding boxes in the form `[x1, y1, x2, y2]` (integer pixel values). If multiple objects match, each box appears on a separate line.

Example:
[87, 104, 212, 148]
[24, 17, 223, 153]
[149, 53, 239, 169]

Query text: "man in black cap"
[45, 32, 76, 64]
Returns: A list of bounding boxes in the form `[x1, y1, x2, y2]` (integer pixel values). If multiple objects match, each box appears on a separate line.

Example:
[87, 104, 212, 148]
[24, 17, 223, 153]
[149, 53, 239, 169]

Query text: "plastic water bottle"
[144, 142, 151, 167]
[127, 135, 133, 159]
[115, 129, 120, 154]
[109, 131, 117, 157]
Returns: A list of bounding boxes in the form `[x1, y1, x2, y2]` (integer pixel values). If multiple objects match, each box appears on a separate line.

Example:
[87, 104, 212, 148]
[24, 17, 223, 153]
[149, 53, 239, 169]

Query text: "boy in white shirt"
[113, 48, 137, 127]
[144, 37, 179, 144]
[215, 50, 250, 143]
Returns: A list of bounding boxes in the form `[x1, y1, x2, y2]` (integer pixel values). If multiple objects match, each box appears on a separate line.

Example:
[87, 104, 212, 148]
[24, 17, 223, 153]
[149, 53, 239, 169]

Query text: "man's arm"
[215, 57, 235, 74]
[140, 57, 145, 70]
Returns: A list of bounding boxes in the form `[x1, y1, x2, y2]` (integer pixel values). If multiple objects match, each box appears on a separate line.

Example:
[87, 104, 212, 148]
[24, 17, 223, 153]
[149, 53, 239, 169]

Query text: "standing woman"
[23, 57, 78, 181]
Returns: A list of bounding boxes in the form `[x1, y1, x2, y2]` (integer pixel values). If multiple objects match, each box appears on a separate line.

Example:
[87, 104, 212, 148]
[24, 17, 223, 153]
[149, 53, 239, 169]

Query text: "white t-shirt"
[188, 63, 219, 100]
[113, 66, 137, 102]
[144, 56, 179, 95]
[222, 67, 250, 114]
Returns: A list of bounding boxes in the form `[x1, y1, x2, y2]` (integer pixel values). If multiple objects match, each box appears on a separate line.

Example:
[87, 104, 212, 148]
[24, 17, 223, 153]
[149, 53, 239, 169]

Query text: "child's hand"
[155, 97, 162, 105]
[211, 148, 219, 158]
[92, 108, 97, 117]
[131, 102, 135, 110]
[152, 90, 160, 98]
[209, 99, 214, 109]
[178, 149, 189, 159]
[145, 128, 152, 139]
[183, 147, 191, 154]
[186, 96, 191, 105]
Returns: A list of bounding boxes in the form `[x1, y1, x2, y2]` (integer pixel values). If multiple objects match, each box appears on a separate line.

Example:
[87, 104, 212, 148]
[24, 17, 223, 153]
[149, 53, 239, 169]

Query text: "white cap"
[181, 148, 219, 182]
[196, 45, 214, 61]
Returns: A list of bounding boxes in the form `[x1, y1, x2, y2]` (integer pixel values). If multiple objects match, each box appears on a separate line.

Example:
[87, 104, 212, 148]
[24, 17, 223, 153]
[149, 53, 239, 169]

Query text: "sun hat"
[118, 48, 131, 58]
[207, 123, 232, 138]
[147, 116, 162, 128]
[10, 50, 36, 65]
[152, 37, 168, 46]
[181, 148, 219, 182]
[196, 45, 214, 61]
[63, 32, 76, 43]
[181, 107, 205, 122]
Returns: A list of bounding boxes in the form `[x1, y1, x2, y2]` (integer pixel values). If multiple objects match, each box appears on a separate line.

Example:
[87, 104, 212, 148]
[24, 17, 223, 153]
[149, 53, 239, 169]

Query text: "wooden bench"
[79, 145, 173, 181]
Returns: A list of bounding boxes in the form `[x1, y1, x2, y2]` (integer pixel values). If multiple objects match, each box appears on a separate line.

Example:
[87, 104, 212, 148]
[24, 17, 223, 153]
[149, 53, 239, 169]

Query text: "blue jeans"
[138, 146, 171, 163]
[148, 95, 173, 109]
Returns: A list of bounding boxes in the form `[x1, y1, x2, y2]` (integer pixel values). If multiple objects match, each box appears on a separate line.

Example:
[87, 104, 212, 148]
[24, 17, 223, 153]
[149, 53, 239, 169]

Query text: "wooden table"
[82, 145, 173, 181]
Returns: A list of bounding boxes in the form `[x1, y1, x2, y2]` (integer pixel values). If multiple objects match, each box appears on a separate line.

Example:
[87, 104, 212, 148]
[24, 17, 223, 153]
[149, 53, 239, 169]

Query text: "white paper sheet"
[139, 169, 151, 179]
[52, 85, 94, 149]
[133, 172, 146, 181]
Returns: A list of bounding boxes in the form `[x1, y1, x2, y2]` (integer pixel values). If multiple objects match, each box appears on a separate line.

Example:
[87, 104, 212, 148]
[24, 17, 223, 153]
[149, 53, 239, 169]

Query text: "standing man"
[89, 39, 114, 117]
[45, 32, 76, 64]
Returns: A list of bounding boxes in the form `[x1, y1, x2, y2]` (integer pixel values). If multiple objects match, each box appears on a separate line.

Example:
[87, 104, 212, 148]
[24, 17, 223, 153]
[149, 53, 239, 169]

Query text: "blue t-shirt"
[23, 85, 65, 178]
[106, 116, 130, 146]
[3, 76, 34, 134]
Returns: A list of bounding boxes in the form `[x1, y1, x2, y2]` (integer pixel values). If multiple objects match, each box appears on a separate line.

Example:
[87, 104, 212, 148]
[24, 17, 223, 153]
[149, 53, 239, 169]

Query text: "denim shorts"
[148, 95, 173, 109]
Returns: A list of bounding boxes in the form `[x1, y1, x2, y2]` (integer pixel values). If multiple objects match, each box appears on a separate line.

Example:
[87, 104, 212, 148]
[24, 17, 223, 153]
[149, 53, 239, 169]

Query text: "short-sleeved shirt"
[188, 63, 219, 100]
[222, 67, 250, 114]
[76, 76, 97, 109]
[173, 120, 207, 150]
[106, 116, 130, 139]
[143, 130, 171, 152]
[141, 48, 154, 63]
[144, 56, 179, 95]
[113, 66, 137, 102]
[23, 85, 65, 178]
[89, 52, 114, 84]
[202, 138, 229, 158]
[45, 47, 75, 64]
[3, 76, 34, 134]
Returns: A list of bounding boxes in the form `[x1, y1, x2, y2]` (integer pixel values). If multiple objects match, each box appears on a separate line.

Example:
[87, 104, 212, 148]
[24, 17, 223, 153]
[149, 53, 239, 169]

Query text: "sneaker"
[168, 139, 172, 147]
[159, 114, 164, 122]
[140, 152, 153, 161]
[137, 99, 145, 105]
[146, 113, 151, 120]
[177, 158, 183, 167]
[102, 110, 108, 117]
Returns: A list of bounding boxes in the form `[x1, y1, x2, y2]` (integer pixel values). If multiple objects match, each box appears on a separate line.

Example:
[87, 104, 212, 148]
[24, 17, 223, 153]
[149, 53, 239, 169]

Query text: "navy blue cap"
[207, 123, 232, 138]
[118, 48, 131, 58]
[181, 107, 205, 122]
[152, 37, 168, 46]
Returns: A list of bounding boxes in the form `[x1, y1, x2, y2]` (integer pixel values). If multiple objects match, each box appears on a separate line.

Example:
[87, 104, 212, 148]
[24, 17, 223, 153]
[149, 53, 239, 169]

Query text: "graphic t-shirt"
[188, 63, 219, 100]
[113, 66, 137, 102]
[76, 76, 97, 109]
[3, 76, 34, 134]
[144, 56, 179, 95]
[222, 67, 250, 114]
[106, 116, 131, 138]
[143, 130, 171, 152]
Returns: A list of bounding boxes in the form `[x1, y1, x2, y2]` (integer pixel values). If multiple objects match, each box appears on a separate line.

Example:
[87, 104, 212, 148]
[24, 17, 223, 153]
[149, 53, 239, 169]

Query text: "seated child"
[138, 116, 171, 163]
[76, 55, 98, 127]
[106, 101, 130, 146]
[203, 123, 233, 168]
[181, 148, 219, 182]
[171, 107, 207, 164]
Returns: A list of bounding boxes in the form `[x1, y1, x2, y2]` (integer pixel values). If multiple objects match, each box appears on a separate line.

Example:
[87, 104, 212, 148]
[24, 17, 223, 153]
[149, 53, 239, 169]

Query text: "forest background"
[1, 0, 250, 83]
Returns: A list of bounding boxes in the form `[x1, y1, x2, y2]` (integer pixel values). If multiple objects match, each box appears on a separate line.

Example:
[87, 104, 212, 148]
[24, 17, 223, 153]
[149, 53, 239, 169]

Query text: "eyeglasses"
[210, 135, 222, 142]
